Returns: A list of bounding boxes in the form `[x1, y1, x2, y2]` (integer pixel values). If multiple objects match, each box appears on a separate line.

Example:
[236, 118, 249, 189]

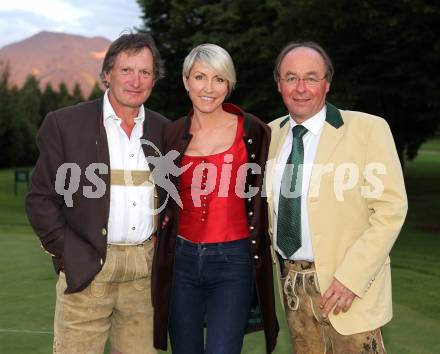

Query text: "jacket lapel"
[95, 98, 110, 171]
[309, 103, 345, 195]
[266, 116, 290, 200]
[95, 97, 110, 220]
[313, 122, 344, 165]
[313, 102, 344, 165]
[173, 115, 192, 168]
[141, 109, 159, 171]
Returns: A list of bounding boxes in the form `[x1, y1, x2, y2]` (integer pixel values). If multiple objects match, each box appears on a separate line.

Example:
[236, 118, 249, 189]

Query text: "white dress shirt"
[272, 106, 326, 261]
[103, 90, 155, 244]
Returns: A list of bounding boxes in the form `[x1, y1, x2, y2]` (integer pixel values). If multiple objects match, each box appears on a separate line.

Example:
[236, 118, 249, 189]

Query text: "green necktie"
[277, 125, 308, 258]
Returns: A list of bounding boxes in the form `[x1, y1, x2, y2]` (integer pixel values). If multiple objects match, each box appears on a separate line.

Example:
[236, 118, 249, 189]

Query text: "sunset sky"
[0, 0, 144, 48]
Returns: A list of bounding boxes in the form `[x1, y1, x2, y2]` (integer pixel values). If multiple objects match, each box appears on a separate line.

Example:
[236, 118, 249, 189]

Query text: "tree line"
[0, 66, 103, 167]
[137, 0, 440, 165]
[1, 0, 438, 168]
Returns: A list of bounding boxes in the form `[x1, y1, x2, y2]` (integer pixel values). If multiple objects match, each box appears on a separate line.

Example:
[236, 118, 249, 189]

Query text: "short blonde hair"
[183, 43, 237, 94]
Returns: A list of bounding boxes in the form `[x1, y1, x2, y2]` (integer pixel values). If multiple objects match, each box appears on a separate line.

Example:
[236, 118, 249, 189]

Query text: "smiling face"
[183, 60, 229, 115]
[104, 47, 155, 116]
[277, 47, 330, 123]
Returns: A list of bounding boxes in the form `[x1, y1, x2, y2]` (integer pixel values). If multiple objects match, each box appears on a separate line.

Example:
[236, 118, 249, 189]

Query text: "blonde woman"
[152, 44, 278, 354]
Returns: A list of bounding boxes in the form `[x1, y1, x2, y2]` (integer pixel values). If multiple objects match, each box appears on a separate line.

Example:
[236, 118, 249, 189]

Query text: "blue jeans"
[169, 236, 253, 354]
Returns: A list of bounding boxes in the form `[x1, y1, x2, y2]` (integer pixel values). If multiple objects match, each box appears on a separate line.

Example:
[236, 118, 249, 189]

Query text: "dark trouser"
[169, 236, 253, 354]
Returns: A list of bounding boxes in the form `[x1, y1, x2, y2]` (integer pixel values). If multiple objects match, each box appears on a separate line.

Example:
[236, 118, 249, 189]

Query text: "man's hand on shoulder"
[320, 277, 356, 318]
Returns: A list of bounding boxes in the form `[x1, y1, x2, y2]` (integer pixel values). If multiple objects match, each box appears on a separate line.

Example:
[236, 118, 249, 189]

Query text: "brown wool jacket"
[152, 105, 279, 353]
[26, 98, 169, 293]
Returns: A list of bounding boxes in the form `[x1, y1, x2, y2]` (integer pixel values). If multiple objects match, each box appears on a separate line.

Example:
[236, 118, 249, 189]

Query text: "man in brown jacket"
[26, 33, 168, 354]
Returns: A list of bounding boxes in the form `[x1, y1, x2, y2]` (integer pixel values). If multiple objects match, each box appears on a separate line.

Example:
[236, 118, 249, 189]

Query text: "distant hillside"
[0, 31, 111, 96]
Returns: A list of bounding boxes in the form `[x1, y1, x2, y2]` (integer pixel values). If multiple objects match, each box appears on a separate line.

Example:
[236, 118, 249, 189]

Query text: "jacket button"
[248, 211, 253, 216]
[101, 228, 107, 236]
[100, 258, 103, 265]
[251, 240, 256, 245]
[251, 153, 256, 159]
[247, 138, 253, 144]
[254, 255, 259, 259]
[249, 226, 255, 231]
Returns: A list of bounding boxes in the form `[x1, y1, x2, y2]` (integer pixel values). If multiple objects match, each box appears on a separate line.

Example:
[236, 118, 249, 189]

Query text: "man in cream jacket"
[266, 41, 407, 353]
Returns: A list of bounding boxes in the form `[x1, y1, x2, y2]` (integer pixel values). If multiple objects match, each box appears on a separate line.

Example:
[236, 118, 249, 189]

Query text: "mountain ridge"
[0, 31, 111, 96]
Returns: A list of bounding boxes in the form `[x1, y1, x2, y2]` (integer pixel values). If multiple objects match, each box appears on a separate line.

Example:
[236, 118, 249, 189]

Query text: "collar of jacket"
[182, 103, 251, 139]
[96, 97, 104, 136]
[279, 101, 344, 129]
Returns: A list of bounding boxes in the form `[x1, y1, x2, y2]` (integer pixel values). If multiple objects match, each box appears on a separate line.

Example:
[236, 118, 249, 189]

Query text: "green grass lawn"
[1, 139, 439, 353]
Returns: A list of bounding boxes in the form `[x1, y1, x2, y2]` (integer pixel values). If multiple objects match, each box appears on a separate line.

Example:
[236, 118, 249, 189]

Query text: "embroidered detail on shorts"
[359, 330, 385, 354]
[283, 273, 299, 310]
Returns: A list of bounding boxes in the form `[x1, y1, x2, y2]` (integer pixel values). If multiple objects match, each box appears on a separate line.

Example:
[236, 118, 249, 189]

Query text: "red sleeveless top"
[178, 115, 249, 243]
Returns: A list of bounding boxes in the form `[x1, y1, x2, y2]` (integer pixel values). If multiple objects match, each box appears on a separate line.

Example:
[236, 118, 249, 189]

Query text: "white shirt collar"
[103, 89, 145, 127]
[289, 105, 326, 136]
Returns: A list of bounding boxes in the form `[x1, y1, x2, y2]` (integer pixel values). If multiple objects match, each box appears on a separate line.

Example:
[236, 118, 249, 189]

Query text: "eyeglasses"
[280, 75, 327, 87]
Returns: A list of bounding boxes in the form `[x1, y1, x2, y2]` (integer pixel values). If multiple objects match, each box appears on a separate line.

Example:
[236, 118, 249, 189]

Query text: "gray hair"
[273, 41, 334, 83]
[183, 43, 236, 95]
[100, 32, 164, 87]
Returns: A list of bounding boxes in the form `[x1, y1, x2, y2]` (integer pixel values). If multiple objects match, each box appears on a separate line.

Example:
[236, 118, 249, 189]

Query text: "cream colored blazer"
[266, 103, 407, 335]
